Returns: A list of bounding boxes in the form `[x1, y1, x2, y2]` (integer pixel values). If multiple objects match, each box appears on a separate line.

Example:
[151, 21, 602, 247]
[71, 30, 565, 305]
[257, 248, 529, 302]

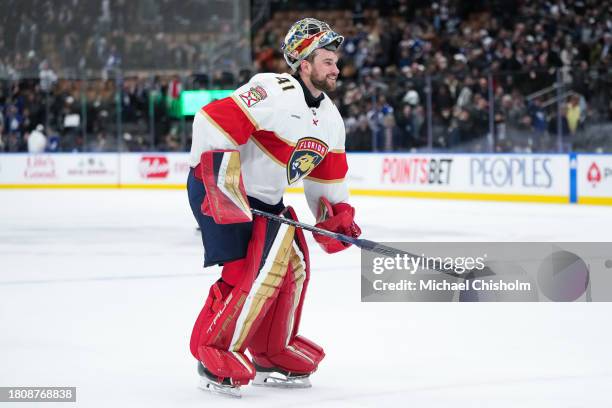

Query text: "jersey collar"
[294, 75, 325, 108]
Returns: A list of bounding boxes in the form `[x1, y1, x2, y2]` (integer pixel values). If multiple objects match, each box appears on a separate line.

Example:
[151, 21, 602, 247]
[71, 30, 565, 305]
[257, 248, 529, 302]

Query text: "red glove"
[313, 197, 361, 254]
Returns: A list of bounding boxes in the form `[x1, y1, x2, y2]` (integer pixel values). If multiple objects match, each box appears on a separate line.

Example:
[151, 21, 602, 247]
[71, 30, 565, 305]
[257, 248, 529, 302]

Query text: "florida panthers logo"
[287, 137, 328, 184]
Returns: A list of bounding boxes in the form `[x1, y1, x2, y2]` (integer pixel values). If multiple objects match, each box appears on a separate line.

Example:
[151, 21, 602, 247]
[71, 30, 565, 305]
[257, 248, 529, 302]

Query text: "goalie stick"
[251, 209, 494, 279]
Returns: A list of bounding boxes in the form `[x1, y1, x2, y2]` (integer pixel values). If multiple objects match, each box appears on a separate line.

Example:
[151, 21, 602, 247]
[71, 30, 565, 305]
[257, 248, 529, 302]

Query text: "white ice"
[1, 189, 611, 407]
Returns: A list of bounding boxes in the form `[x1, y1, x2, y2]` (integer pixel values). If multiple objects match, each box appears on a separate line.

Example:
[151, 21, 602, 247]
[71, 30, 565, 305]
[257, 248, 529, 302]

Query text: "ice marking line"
[0, 272, 215, 286]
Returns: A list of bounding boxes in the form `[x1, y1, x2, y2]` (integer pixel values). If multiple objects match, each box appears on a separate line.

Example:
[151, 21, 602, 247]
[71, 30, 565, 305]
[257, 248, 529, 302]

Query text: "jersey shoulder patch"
[234, 73, 284, 110]
[237, 84, 268, 108]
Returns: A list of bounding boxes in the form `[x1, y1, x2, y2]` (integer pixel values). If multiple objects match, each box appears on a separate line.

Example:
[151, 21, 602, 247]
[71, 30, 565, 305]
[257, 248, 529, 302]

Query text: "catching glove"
[313, 196, 361, 254]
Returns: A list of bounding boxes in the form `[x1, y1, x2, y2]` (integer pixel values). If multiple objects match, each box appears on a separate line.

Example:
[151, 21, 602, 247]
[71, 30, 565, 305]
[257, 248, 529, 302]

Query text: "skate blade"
[199, 377, 242, 398]
[252, 371, 311, 389]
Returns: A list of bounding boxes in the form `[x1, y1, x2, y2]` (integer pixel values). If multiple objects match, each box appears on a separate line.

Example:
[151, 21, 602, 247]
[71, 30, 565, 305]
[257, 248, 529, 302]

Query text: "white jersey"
[189, 72, 349, 217]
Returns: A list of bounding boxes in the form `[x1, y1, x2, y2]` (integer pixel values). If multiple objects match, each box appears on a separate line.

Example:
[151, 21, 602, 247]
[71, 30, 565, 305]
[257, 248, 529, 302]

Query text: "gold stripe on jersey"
[304, 176, 345, 184]
[231, 94, 261, 131]
[232, 93, 300, 148]
[271, 131, 296, 148]
[200, 109, 239, 146]
[250, 137, 285, 167]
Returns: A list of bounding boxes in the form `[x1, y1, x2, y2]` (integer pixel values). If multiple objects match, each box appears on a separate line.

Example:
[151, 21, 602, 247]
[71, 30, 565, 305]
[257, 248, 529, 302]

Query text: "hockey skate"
[252, 364, 312, 389]
[197, 361, 242, 398]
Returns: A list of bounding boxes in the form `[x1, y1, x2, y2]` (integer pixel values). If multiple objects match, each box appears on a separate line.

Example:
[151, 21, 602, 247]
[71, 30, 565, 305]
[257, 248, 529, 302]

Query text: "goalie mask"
[281, 18, 344, 72]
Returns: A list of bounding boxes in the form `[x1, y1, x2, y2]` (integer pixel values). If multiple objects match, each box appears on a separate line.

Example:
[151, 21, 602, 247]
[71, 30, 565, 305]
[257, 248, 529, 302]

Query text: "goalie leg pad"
[189, 211, 300, 382]
[248, 207, 325, 375]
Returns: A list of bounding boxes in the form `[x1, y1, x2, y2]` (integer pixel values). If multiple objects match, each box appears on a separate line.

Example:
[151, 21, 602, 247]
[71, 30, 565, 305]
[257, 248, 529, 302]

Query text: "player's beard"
[310, 68, 337, 93]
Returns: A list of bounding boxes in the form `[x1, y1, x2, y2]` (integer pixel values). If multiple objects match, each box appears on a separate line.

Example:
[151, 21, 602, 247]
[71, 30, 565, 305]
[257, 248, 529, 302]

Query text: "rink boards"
[0, 152, 611, 205]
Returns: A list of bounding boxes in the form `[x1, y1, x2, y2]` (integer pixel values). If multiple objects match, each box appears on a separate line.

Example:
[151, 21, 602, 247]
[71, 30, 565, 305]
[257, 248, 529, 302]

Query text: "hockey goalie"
[186, 18, 361, 398]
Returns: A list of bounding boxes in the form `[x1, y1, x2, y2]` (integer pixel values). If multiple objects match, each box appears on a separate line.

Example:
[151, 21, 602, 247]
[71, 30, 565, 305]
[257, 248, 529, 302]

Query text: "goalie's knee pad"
[247, 207, 325, 375]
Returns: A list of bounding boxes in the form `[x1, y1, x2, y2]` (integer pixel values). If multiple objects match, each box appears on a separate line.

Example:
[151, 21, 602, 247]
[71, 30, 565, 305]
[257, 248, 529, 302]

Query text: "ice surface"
[1, 189, 611, 407]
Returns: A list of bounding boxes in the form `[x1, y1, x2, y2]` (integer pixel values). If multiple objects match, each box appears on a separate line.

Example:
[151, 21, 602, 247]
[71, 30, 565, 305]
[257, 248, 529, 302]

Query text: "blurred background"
[0, 0, 610, 155]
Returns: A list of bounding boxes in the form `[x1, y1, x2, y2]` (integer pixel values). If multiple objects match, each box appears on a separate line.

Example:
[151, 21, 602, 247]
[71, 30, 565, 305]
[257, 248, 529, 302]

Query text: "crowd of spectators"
[0, 0, 250, 152]
[0, 0, 250, 76]
[255, 0, 612, 152]
[1, 0, 611, 153]
[0, 74, 210, 153]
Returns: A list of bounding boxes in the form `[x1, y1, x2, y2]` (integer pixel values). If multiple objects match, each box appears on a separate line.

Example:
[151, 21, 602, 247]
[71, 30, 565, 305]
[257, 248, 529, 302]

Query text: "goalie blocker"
[188, 150, 285, 267]
[199, 150, 252, 224]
